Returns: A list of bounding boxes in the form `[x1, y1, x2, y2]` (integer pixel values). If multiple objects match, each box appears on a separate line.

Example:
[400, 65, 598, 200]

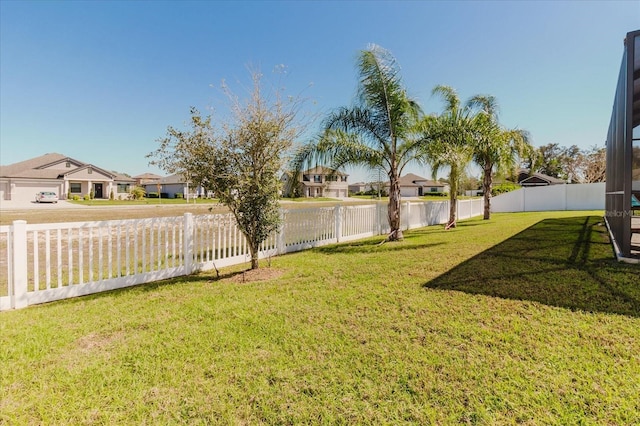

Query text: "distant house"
[143, 173, 208, 199]
[0, 153, 134, 202]
[132, 173, 162, 186]
[348, 182, 369, 194]
[349, 182, 386, 194]
[282, 167, 349, 198]
[516, 169, 566, 187]
[386, 173, 449, 197]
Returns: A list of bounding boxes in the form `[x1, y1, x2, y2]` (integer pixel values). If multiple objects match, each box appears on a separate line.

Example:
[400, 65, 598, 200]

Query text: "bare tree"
[581, 145, 606, 183]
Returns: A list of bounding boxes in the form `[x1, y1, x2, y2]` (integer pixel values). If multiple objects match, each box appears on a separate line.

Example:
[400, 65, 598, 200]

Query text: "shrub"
[72, 195, 81, 201]
[109, 190, 114, 200]
[89, 190, 94, 200]
[130, 186, 146, 200]
[83, 194, 90, 201]
[147, 192, 159, 198]
[492, 183, 521, 196]
[175, 193, 184, 199]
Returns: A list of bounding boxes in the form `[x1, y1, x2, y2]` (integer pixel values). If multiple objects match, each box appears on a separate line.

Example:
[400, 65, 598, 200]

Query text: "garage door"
[0, 181, 7, 201]
[12, 182, 63, 203]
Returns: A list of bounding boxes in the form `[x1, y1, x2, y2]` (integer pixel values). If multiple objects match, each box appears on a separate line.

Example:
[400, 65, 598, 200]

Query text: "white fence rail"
[1, 199, 482, 310]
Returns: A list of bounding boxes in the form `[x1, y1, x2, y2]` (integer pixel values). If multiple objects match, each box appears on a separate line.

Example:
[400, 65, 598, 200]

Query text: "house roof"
[303, 166, 348, 176]
[0, 153, 68, 178]
[517, 169, 565, 185]
[159, 173, 189, 185]
[0, 153, 134, 182]
[395, 173, 445, 187]
[133, 172, 163, 180]
[412, 178, 446, 187]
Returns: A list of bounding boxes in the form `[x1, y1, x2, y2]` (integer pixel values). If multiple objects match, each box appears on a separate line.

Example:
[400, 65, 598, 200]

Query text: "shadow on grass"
[316, 231, 447, 254]
[47, 266, 260, 308]
[424, 216, 640, 317]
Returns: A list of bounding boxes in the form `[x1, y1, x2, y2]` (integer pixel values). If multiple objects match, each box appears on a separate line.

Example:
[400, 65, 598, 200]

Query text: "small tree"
[422, 85, 476, 228]
[149, 70, 302, 269]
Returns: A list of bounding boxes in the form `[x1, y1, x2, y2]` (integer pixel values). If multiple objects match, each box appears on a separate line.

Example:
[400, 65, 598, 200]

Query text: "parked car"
[35, 191, 58, 203]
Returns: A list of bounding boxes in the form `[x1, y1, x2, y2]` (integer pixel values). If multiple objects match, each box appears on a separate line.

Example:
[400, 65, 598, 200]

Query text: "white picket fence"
[0, 199, 482, 310]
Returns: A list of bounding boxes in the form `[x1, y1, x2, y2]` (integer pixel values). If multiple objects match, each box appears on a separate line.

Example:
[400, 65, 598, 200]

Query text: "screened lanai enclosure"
[605, 29, 640, 261]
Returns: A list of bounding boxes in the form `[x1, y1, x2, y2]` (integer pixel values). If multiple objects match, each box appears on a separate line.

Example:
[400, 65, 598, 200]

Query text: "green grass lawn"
[68, 198, 221, 206]
[280, 197, 342, 202]
[1, 211, 638, 424]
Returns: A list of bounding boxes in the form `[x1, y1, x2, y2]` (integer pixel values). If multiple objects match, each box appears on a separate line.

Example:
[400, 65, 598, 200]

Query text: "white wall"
[491, 183, 605, 212]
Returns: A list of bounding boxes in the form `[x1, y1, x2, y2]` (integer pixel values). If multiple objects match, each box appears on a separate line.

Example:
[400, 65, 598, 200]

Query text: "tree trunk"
[447, 168, 458, 229]
[387, 172, 403, 240]
[482, 164, 493, 220]
[249, 241, 259, 269]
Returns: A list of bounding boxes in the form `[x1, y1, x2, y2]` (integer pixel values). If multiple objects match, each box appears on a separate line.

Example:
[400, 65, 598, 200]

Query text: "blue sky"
[1, 1, 638, 182]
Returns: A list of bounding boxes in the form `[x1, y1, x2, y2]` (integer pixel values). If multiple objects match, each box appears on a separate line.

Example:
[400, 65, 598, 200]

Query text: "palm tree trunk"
[482, 164, 493, 220]
[447, 167, 458, 229]
[387, 172, 403, 240]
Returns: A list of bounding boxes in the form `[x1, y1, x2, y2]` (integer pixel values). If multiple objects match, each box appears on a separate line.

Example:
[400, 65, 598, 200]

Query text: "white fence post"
[335, 204, 343, 242]
[277, 209, 286, 255]
[12, 220, 28, 309]
[183, 213, 194, 275]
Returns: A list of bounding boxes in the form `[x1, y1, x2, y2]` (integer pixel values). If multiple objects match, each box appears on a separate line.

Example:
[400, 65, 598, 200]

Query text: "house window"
[88, 167, 92, 174]
[314, 175, 322, 183]
[341, 176, 347, 182]
[431, 187, 438, 192]
[117, 184, 130, 193]
[327, 175, 337, 182]
[66, 162, 71, 168]
[70, 183, 82, 193]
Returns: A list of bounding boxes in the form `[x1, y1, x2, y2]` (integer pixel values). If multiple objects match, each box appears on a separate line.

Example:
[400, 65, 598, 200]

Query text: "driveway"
[0, 199, 78, 211]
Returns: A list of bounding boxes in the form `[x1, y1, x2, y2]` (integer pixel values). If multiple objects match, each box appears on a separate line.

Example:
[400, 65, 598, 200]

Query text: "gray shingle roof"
[0, 153, 134, 182]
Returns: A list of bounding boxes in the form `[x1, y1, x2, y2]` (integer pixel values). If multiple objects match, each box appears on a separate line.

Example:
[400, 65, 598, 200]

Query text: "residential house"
[143, 173, 208, 199]
[387, 173, 449, 197]
[282, 167, 349, 198]
[132, 173, 162, 186]
[348, 182, 369, 194]
[516, 169, 566, 187]
[0, 153, 134, 202]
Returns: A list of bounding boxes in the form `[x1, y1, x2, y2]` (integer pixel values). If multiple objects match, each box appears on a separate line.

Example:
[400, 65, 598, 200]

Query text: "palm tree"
[294, 45, 424, 240]
[422, 85, 477, 228]
[467, 95, 532, 219]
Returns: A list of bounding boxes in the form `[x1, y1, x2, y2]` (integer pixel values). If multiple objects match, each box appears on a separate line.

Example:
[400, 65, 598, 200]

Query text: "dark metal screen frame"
[605, 30, 639, 259]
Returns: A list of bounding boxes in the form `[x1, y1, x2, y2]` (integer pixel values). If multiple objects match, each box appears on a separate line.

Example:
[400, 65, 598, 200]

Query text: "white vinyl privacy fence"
[0, 199, 482, 310]
[491, 183, 605, 212]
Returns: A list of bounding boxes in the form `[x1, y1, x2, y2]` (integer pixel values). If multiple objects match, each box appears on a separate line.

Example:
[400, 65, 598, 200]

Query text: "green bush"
[147, 192, 159, 198]
[130, 186, 146, 200]
[492, 182, 521, 196]
[83, 194, 90, 201]
[72, 195, 81, 201]
[175, 193, 184, 199]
